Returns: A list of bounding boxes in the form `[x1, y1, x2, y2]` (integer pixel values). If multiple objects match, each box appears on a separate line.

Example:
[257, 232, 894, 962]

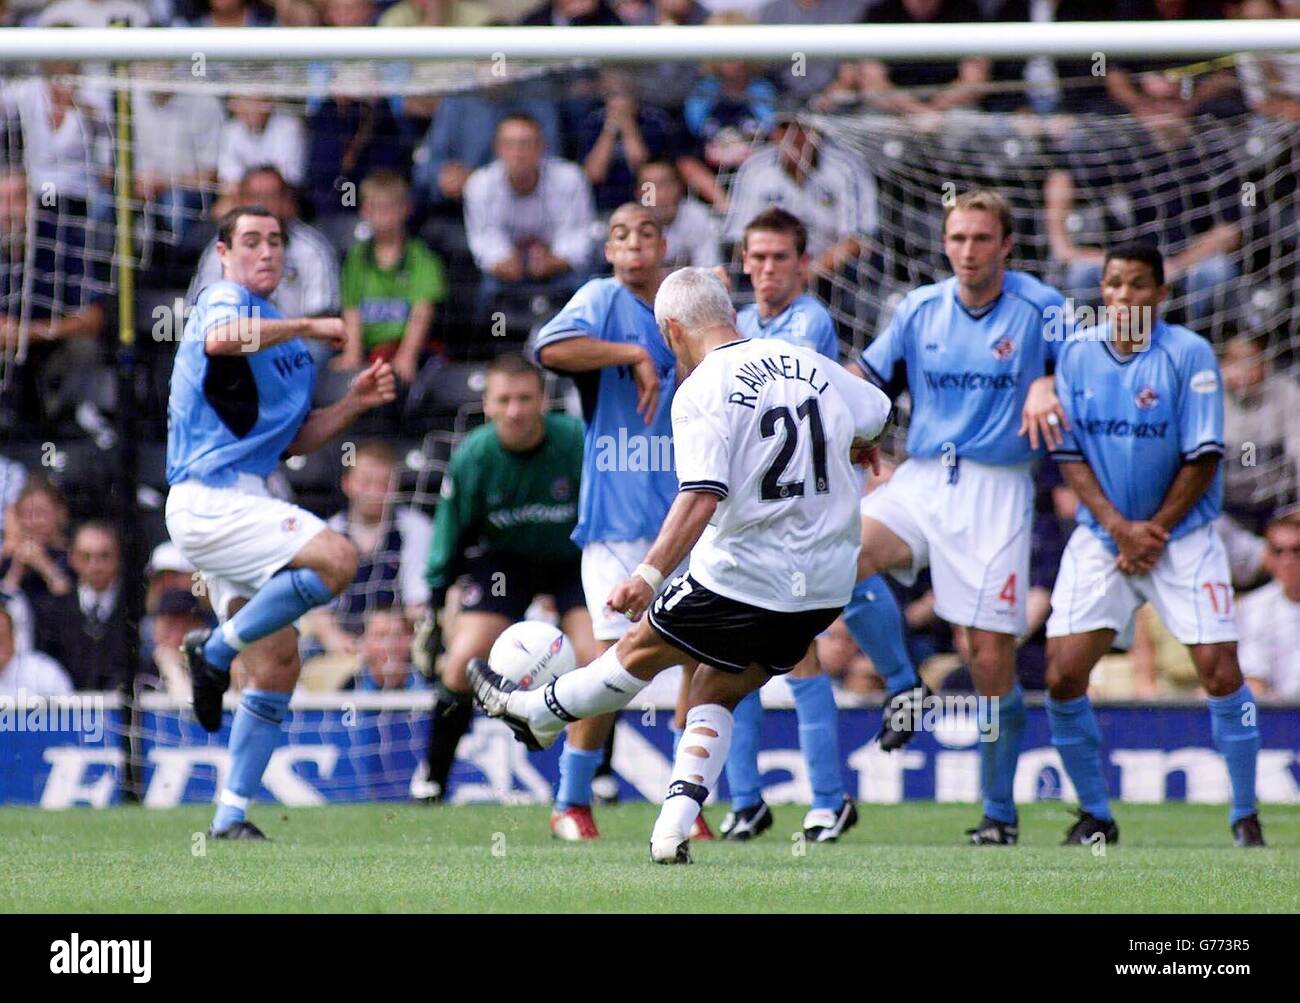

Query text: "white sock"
[510, 646, 649, 742]
[652, 703, 734, 843]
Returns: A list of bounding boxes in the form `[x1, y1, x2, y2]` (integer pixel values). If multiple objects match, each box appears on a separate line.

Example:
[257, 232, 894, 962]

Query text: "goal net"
[0, 35, 1297, 808]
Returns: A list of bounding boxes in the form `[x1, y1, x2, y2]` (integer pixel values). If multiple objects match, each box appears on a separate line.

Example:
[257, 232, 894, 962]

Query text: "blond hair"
[943, 189, 1013, 240]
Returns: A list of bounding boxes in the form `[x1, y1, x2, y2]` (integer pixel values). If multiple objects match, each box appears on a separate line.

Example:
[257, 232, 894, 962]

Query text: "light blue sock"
[204, 568, 335, 670]
[788, 674, 843, 812]
[555, 742, 602, 810]
[842, 575, 919, 695]
[1208, 684, 1260, 824]
[981, 683, 1026, 824]
[724, 690, 764, 811]
[211, 689, 291, 831]
[1046, 694, 1112, 820]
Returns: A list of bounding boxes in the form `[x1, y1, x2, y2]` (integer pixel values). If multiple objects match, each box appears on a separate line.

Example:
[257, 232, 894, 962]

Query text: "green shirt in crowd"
[342, 237, 448, 351]
[424, 412, 586, 604]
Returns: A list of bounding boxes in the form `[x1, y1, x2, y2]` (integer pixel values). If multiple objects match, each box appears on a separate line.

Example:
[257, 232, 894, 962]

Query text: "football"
[487, 621, 577, 691]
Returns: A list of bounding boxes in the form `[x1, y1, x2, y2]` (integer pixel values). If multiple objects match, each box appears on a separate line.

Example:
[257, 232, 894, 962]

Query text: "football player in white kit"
[469, 267, 893, 862]
[854, 190, 1070, 844]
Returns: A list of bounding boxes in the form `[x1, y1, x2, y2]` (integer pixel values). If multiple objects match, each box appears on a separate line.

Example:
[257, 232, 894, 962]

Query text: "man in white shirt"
[463, 114, 595, 323]
[722, 120, 877, 276]
[1240, 508, 1300, 699]
[217, 95, 308, 193]
[0, 604, 73, 697]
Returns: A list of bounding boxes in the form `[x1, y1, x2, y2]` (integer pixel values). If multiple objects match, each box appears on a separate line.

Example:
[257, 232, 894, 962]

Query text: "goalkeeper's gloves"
[413, 609, 444, 680]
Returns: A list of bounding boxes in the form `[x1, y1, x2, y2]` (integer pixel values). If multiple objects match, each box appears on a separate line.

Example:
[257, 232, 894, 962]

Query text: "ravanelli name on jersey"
[728, 351, 832, 410]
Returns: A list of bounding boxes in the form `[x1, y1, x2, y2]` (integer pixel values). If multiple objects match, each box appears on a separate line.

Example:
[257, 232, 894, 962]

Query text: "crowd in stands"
[0, 0, 1298, 705]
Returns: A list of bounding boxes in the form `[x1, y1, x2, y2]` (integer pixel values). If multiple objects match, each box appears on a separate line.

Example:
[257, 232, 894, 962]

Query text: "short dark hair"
[486, 353, 544, 388]
[217, 205, 281, 248]
[351, 439, 397, 467]
[1103, 241, 1165, 286]
[637, 158, 681, 185]
[495, 114, 542, 140]
[743, 207, 808, 257]
[73, 519, 120, 551]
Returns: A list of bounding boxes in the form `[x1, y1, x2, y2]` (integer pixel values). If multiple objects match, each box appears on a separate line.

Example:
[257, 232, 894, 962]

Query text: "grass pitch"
[3, 802, 1296, 913]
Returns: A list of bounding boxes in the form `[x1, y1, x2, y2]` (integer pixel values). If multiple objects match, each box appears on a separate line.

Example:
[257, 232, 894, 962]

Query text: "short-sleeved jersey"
[1051, 320, 1225, 551]
[341, 237, 448, 351]
[674, 338, 892, 611]
[166, 280, 315, 487]
[860, 270, 1065, 466]
[531, 277, 679, 547]
[737, 293, 839, 361]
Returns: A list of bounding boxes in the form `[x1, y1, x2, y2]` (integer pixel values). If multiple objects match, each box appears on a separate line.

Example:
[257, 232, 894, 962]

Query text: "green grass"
[2, 802, 1297, 913]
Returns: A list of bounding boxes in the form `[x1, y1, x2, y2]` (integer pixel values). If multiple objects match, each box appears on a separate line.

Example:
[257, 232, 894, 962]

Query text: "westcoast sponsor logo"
[50, 934, 151, 983]
[921, 370, 1019, 392]
[272, 350, 313, 380]
[1078, 417, 1171, 438]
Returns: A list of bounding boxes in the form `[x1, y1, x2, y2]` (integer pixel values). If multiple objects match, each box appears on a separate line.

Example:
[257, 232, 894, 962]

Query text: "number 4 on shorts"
[999, 573, 1017, 605]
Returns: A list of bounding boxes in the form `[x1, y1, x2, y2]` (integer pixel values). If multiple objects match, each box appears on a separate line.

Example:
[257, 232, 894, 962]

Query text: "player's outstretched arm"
[1057, 459, 1168, 575]
[283, 358, 397, 457]
[605, 490, 718, 621]
[205, 315, 348, 357]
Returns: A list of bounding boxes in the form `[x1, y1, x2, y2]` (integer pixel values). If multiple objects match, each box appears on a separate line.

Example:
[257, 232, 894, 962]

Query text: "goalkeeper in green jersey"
[409, 353, 597, 801]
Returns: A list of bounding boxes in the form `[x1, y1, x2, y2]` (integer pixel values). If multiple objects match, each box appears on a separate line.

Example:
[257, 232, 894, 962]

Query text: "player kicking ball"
[1045, 242, 1264, 848]
[718, 207, 920, 843]
[166, 205, 396, 840]
[470, 267, 893, 862]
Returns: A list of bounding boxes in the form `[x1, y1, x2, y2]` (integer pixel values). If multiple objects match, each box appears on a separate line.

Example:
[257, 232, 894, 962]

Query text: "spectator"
[339, 170, 448, 386]
[1043, 118, 1243, 327]
[379, 0, 493, 25]
[34, 0, 151, 26]
[579, 70, 687, 212]
[130, 63, 224, 261]
[520, 0, 621, 24]
[636, 159, 721, 268]
[683, 16, 778, 172]
[756, 0, 870, 106]
[1235, 0, 1300, 121]
[1239, 507, 1300, 699]
[463, 114, 595, 322]
[355, 607, 425, 690]
[1220, 331, 1300, 532]
[36, 520, 135, 691]
[217, 95, 308, 200]
[0, 477, 72, 612]
[188, 165, 341, 343]
[842, 0, 991, 115]
[0, 603, 73, 697]
[0, 165, 108, 432]
[303, 439, 433, 655]
[141, 539, 201, 667]
[411, 82, 562, 213]
[0, 451, 25, 547]
[179, 0, 275, 24]
[722, 120, 877, 278]
[141, 587, 207, 699]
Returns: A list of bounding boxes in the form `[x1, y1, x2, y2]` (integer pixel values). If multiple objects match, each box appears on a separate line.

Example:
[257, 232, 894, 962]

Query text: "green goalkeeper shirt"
[424, 413, 585, 603]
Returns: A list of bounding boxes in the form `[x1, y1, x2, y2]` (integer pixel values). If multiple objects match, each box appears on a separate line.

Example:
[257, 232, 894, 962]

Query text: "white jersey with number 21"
[672, 337, 893, 613]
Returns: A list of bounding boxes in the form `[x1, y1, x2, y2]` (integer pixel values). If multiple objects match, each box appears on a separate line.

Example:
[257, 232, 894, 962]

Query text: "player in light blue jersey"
[166, 205, 396, 840]
[856, 190, 1071, 845]
[530, 203, 711, 841]
[720, 208, 917, 842]
[1045, 242, 1263, 847]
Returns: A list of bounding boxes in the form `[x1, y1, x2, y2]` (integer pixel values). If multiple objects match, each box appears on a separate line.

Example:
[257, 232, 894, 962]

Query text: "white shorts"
[165, 474, 327, 622]
[859, 457, 1032, 636]
[582, 538, 686, 642]
[1046, 523, 1238, 649]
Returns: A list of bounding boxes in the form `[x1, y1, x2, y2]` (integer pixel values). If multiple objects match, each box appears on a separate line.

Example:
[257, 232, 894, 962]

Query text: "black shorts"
[456, 552, 586, 620]
[646, 573, 841, 675]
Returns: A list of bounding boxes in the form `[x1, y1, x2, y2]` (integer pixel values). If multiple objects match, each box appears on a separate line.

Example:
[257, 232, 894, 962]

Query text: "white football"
[488, 621, 577, 691]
